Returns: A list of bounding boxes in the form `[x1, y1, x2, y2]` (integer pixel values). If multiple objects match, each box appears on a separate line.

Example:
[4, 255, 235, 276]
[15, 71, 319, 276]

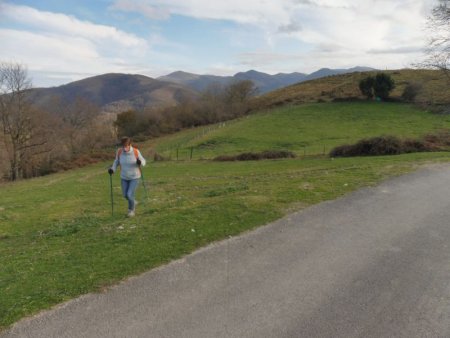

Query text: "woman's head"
[121, 137, 131, 149]
[121, 137, 131, 146]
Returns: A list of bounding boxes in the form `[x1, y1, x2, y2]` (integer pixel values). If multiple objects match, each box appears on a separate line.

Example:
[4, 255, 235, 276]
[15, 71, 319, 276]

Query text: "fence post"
[176, 148, 179, 161]
[190, 147, 193, 160]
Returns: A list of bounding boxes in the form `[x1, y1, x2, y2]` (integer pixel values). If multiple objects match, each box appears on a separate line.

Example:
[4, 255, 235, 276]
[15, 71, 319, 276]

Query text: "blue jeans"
[121, 178, 139, 211]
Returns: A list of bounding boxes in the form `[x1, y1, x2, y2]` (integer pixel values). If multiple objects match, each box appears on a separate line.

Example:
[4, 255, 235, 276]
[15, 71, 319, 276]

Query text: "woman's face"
[123, 143, 131, 151]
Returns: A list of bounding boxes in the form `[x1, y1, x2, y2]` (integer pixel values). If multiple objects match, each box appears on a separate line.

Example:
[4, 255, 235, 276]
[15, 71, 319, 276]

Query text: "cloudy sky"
[0, 0, 437, 87]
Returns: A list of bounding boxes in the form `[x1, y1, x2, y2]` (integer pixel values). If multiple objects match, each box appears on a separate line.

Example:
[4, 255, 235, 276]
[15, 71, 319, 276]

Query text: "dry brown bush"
[214, 150, 296, 161]
[329, 132, 450, 157]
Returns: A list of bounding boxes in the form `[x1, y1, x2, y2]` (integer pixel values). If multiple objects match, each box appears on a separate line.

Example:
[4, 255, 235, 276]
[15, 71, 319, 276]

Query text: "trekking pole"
[109, 173, 114, 216]
[140, 167, 150, 202]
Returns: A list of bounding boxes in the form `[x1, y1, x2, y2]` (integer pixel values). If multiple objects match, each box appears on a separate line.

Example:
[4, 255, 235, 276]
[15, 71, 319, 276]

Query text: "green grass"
[1, 102, 450, 329]
[153, 102, 450, 159]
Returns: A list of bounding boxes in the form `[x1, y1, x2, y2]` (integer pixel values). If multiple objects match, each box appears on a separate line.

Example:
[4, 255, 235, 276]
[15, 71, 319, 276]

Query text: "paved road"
[2, 164, 450, 338]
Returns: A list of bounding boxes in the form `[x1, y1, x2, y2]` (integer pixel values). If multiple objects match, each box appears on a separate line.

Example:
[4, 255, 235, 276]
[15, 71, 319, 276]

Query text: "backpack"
[117, 146, 142, 174]
[117, 146, 139, 160]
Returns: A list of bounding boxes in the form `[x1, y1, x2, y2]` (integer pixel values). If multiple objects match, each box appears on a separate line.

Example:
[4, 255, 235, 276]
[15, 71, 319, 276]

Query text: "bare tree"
[20, 107, 59, 178]
[423, 0, 450, 75]
[0, 62, 52, 180]
[62, 97, 99, 155]
[200, 82, 225, 123]
[0, 63, 56, 180]
[223, 80, 258, 118]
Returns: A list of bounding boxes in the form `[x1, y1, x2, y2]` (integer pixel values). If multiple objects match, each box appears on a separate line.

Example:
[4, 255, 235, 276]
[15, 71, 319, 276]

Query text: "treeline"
[114, 80, 257, 139]
[0, 62, 115, 181]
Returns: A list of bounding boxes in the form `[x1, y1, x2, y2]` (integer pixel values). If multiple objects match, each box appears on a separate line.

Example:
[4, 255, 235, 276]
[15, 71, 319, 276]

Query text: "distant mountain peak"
[165, 70, 196, 76]
[244, 69, 265, 74]
[159, 71, 201, 83]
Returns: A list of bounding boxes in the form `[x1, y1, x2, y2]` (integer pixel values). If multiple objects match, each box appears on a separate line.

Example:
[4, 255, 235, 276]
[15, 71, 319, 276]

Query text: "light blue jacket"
[111, 146, 146, 180]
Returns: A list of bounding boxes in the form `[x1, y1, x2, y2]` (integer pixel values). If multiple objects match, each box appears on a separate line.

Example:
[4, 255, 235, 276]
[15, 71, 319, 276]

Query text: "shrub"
[373, 73, 395, 100]
[332, 97, 362, 103]
[359, 76, 375, 99]
[423, 130, 450, 147]
[402, 82, 423, 102]
[214, 150, 296, 161]
[329, 136, 429, 157]
[402, 139, 431, 152]
[359, 73, 395, 100]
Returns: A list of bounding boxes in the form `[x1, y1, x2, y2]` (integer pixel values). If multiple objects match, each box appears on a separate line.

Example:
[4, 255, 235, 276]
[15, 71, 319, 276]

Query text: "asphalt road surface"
[2, 164, 450, 338]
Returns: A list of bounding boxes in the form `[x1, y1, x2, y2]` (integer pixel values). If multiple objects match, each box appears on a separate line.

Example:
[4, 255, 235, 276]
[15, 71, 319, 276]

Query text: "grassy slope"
[251, 69, 450, 109]
[153, 102, 450, 159]
[1, 102, 450, 329]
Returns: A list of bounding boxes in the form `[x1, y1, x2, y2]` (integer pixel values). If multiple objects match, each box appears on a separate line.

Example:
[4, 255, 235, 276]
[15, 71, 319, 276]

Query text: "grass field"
[153, 102, 450, 159]
[1, 101, 450, 329]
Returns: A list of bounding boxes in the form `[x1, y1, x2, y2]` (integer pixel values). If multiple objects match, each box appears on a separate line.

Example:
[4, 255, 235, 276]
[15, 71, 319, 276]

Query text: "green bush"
[359, 77, 374, 99]
[359, 73, 395, 100]
[373, 73, 395, 100]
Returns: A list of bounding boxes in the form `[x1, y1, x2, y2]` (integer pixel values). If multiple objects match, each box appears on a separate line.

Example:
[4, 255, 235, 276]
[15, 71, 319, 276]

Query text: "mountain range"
[30, 67, 376, 114]
[158, 67, 375, 94]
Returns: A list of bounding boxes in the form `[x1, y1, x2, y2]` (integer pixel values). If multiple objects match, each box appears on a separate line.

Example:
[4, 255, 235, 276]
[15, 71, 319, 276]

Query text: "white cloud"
[111, 0, 437, 71]
[109, 0, 296, 26]
[0, 3, 158, 86]
[0, 3, 145, 47]
[110, 0, 171, 20]
[0, 0, 440, 86]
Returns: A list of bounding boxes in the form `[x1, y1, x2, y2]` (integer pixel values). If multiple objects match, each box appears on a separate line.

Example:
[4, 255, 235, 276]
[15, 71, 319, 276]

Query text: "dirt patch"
[300, 182, 315, 191]
[0, 233, 10, 240]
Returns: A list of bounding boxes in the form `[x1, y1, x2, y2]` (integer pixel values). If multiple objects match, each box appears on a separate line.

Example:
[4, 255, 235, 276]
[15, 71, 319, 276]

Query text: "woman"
[108, 137, 146, 217]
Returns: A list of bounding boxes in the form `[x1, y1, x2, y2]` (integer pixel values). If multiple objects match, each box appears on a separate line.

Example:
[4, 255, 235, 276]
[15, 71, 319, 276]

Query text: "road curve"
[2, 164, 450, 338]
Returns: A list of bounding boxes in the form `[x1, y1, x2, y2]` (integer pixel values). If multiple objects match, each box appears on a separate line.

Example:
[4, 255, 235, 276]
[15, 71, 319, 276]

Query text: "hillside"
[303, 66, 375, 81]
[2, 101, 450, 329]
[29, 73, 198, 114]
[152, 102, 450, 159]
[252, 69, 450, 110]
[157, 71, 231, 92]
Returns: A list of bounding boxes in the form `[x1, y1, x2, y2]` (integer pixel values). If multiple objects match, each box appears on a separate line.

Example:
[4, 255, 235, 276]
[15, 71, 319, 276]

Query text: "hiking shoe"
[127, 210, 135, 217]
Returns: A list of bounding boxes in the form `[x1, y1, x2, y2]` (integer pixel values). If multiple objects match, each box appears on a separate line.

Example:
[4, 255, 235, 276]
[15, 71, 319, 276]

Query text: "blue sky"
[0, 0, 437, 87]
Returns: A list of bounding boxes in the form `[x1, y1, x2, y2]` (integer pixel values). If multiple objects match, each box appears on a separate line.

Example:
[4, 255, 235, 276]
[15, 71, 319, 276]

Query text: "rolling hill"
[29, 73, 199, 114]
[251, 69, 450, 110]
[157, 71, 231, 92]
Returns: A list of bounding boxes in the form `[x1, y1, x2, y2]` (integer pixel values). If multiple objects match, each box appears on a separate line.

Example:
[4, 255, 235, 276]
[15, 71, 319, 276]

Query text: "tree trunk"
[10, 148, 21, 181]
